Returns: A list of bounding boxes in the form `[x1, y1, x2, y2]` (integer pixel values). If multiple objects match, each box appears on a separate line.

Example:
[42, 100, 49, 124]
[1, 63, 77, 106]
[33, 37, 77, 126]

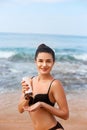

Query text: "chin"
[40, 71, 49, 75]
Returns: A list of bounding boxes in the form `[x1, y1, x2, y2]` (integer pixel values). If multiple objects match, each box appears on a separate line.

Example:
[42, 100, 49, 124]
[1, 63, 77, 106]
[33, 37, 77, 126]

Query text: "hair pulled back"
[35, 44, 55, 62]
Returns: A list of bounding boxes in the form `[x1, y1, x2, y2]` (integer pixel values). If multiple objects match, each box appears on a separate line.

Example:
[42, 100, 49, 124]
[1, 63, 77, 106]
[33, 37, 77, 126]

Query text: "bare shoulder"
[51, 79, 65, 95]
[52, 79, 63, 89]
[50, 79, 67, 106]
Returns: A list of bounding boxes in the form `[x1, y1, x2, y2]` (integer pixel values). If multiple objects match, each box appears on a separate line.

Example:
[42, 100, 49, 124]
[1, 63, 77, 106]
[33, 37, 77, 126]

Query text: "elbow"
[18, 109, 24, 113]
[63, 113, 69, 120]
[63, 110, 69, 120]
[18, 105, 24, 113]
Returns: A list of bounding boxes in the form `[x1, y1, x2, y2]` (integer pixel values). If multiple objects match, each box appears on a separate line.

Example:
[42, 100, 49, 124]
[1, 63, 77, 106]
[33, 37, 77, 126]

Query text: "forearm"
[18, 94, 29, 113]
[41, 102, 69, 120]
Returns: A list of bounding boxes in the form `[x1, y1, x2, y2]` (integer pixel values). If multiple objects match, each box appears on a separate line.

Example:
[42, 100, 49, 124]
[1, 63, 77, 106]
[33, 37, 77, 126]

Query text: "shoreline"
[0, 90, 87, 130]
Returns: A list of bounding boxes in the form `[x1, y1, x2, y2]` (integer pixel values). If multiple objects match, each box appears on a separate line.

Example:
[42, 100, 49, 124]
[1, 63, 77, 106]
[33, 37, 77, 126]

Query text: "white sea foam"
[73, 54, 87, 61]
[0, 51, 15, 58]
[9, 68, 19, 73]
[54, 62, 87, 75]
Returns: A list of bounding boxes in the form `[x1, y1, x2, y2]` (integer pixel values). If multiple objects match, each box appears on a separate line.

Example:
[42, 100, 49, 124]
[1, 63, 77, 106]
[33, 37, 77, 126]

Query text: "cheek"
[50, 65, 54, 69]
[49, 62, 54, 66]
[36, 62, 41, 68]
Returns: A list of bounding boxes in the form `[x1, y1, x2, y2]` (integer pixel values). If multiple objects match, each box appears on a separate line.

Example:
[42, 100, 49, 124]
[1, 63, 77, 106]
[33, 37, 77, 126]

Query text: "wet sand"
[0, 90, 87, 130]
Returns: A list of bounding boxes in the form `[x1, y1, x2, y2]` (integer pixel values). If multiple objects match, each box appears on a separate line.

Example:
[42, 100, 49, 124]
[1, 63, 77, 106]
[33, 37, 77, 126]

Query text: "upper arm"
[52, 80, 68, 111]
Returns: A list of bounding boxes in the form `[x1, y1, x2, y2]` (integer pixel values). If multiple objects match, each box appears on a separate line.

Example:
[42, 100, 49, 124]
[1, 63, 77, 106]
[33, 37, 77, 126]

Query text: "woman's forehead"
[37, 52, 53, 58]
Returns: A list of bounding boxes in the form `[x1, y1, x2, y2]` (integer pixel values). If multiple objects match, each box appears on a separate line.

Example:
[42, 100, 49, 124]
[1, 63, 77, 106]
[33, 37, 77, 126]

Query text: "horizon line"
[0, 31, 87, 37]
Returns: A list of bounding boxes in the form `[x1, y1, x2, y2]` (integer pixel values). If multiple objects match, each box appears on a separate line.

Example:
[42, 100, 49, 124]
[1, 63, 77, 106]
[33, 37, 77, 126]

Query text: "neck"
[38, 74, 52, 81]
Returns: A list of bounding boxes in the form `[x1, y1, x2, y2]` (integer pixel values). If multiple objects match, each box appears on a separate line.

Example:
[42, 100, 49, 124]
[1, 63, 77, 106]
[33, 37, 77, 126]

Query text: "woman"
[18, 44, 69, 130]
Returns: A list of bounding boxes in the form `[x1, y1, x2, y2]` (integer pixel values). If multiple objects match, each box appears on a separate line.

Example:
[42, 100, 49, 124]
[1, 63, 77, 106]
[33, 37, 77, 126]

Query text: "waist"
[34, 120, 57, 130]
[29, 109, 57, 130]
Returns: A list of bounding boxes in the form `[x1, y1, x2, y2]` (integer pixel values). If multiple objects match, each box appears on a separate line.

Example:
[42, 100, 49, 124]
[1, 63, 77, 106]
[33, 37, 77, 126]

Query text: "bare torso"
[29, 107, 57, 130]
[29, 76, 57, 130]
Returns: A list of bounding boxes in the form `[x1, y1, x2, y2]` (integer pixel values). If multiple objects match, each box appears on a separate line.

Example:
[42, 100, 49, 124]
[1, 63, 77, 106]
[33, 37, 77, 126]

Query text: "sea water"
[0, 32, 87, 94]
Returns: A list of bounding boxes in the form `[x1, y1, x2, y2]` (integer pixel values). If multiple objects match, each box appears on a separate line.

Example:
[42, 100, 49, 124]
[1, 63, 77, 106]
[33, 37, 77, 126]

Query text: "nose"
[43, 62, 47, 66]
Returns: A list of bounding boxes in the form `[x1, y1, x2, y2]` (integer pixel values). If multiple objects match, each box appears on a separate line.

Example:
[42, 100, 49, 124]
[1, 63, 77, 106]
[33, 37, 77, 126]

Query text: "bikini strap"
[48, 79, 56, 94]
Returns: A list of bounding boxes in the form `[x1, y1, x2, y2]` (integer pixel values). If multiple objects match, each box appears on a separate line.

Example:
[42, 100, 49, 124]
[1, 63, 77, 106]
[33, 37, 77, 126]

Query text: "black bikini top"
[29, 79, 55, 106]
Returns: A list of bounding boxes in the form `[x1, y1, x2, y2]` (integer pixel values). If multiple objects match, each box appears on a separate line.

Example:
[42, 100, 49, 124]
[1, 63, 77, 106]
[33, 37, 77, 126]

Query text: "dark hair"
[35, 44, 55, 62]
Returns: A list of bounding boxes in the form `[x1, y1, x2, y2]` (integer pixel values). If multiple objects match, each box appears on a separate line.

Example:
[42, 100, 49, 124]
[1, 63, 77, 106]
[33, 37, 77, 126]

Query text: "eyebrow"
[38, 58, 52, 61]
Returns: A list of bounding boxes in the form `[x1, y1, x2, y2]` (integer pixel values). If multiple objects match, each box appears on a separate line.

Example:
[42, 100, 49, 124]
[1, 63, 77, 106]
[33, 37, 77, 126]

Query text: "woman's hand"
[23, 102, 42, 112]
[21, 77, 32, 93]
[21, 80, 29, 93]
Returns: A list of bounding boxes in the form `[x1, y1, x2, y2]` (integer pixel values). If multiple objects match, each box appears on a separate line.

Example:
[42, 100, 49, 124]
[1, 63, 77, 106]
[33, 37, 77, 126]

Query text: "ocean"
[0, 32, 87, 94]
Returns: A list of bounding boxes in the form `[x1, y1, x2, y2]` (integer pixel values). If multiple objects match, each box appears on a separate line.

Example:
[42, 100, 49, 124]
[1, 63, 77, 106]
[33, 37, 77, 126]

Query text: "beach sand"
[0, 90, 87, 130]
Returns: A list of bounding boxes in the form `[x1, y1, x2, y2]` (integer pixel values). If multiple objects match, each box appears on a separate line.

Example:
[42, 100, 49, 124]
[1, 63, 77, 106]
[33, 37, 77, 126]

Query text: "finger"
[22, 88, 26, 93]
[23, 106, 30, 111]
[21, 81, 28, 86]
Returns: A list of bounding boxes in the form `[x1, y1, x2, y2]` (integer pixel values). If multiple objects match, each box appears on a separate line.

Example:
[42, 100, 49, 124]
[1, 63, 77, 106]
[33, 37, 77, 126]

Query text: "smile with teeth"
[41, 68, 48, 71]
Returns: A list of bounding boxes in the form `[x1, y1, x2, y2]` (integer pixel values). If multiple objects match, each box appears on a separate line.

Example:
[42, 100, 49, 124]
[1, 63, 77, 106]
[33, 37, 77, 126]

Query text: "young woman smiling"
[18, 44, 69, 130]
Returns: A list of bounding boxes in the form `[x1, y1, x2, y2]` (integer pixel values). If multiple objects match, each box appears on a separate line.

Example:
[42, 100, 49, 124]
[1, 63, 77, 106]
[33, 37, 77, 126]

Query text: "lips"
[41, 68, 48, 71]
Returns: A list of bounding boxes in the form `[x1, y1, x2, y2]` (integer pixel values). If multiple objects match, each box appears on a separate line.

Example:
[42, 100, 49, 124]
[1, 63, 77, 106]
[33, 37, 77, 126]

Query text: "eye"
[38, 59, 43, 62]
[46, 60, 52, 63]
